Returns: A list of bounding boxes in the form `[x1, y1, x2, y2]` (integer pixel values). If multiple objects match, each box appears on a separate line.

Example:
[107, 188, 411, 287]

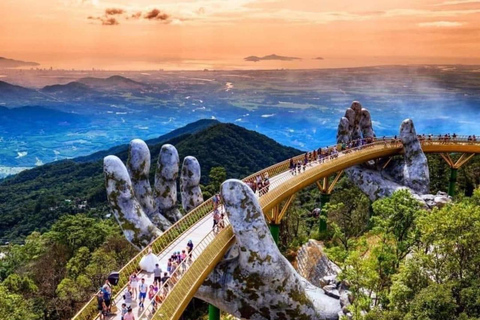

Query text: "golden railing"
[73, 135, 480, 320]
[72, 154, 308, 320]
[71, 198, 214, 320]
[137, 218, 232, 319]
[152, 226, 235, 320]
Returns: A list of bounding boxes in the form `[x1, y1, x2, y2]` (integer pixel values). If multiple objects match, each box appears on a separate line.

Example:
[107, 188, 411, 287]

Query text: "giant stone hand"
[104, 140, 203, 249]
[196, 180, 341, 320]
[337, 101, 447, 206]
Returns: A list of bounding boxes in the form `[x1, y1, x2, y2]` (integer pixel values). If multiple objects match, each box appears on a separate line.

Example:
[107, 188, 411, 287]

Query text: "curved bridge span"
[73, 137, 480, 320]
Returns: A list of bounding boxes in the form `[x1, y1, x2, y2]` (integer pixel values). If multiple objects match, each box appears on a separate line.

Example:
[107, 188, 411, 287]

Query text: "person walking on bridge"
[123, 307, 135, 320]
[129, 273, 138, 300]
[153, 264, 162, 284]
[138, 278, 148, 310]
[96, 292, 107, 320]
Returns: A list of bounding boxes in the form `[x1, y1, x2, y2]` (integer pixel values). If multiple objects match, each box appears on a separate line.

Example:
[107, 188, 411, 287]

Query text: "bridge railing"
[72, 134, 478, 320]
[72, 155, 309, 320]
[137, 217, 231, 319]
[152, 226, 235, 320]
[71, 197, 216, 320]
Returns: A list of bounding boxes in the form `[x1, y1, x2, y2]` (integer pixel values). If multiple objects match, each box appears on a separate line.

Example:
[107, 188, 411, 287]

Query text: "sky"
[1, 0, 480, 70]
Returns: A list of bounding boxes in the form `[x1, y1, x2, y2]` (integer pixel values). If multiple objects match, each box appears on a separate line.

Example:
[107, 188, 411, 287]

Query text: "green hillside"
[0, 121, 300, 242]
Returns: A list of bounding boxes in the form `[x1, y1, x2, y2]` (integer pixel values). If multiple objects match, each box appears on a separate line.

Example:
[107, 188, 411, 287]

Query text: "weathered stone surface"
[196, 179, 341, 320]
[400, 119, 430, 194]
[154, 144, 182, 222]
[104, 141, 206, 248]
[180, 156, 204, 212]
[295, 240, 340, 289]
[324, 285, 340, 299]
[127, 139, 154, 215]
[127, 140, 172, 230]
[336, 101, 375, 143]
[337, 102, 449, 209]
[337, 117, 351, 144]
[104, 155, 161, 249]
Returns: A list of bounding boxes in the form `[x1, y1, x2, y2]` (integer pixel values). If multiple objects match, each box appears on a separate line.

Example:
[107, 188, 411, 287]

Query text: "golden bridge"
[73, 136, 479, 320]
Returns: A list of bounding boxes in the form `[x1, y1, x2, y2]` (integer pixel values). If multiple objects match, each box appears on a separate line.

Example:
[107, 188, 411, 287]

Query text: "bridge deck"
[76, 136, 480, 320]
[106, 158, 316, 319]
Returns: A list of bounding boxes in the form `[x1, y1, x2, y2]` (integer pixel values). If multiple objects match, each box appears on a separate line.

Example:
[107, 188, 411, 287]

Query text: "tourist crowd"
[97, 239, 195, 320]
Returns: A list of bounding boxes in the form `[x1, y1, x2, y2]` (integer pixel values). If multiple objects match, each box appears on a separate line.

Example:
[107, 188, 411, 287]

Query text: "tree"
[371, 189, 423, 268]
[405, 283, 457, 320]
[327, 180, 370, 251]
[45, 214, 118, 253]
[0, 285, 40, 320]
[202, 166, 227, 198]
[418, 190, 480, 282]
[66, 247, 91, 279]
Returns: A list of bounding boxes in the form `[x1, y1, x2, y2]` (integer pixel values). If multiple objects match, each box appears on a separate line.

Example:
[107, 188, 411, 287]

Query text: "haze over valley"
[1, 64, 480, 178]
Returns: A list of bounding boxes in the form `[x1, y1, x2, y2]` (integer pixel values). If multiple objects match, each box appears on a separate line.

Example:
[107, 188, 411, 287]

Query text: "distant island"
[0, 56, 40, 68]
[244, 54, 301, 62]
[314, 57, 324, 60]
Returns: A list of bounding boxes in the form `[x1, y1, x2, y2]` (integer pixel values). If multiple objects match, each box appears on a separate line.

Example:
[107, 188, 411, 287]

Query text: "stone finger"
[399, 119, 430, 194]
[104, 155, 161, 249]
[127, 139, 172, 230]
[360, 107, 374, 138]
[180, 156, 204, 212]
[221, 179, 280, 268]
[154, 144, 182, 222]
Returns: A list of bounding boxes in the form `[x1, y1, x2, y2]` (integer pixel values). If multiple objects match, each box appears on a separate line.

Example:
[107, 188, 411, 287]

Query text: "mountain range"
[0, 120, 300, 242]
[1, 65, 480, 173]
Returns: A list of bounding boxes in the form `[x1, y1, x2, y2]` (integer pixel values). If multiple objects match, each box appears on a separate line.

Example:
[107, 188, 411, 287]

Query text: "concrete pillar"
[209, 304, 220, 320]
[269, 224, 280, 245]
[319, 193, 331, 233]
[448, 168, 458, 197]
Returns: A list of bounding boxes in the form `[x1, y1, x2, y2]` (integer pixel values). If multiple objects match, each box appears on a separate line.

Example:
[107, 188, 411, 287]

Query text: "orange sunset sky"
[1, 0, 480, 70]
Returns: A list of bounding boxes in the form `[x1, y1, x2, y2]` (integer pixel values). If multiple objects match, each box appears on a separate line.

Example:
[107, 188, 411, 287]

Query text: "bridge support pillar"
[440, 153, 476, 197]
[209, 304, 220, 320]
[319, 193, 331, 233]
[448, 168, 458, 197]
[269, 224, 280, 244]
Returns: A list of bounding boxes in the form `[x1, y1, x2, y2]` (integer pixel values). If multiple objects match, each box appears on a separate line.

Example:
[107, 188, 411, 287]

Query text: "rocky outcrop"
[294, 240, 356, 319]
[196, 180, 342, 320]
[295, 240, 340, 289]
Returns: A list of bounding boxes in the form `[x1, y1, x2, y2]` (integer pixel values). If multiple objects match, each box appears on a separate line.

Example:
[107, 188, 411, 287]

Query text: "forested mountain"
[0, 120, 300, 242]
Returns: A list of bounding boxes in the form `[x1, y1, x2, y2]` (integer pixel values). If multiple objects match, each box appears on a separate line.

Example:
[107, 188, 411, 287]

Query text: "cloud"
[261, 114, 275, 118]
[88, 7, 174, 25]
[435, 0, 480, 5]
[144, 8, 171, 21]
[88, 16, 119, 26]
[105, 8, 125, 16]
[102, 18, 119, 25]
[130, 12, 142, 19]
[418, 21, 464, 27]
